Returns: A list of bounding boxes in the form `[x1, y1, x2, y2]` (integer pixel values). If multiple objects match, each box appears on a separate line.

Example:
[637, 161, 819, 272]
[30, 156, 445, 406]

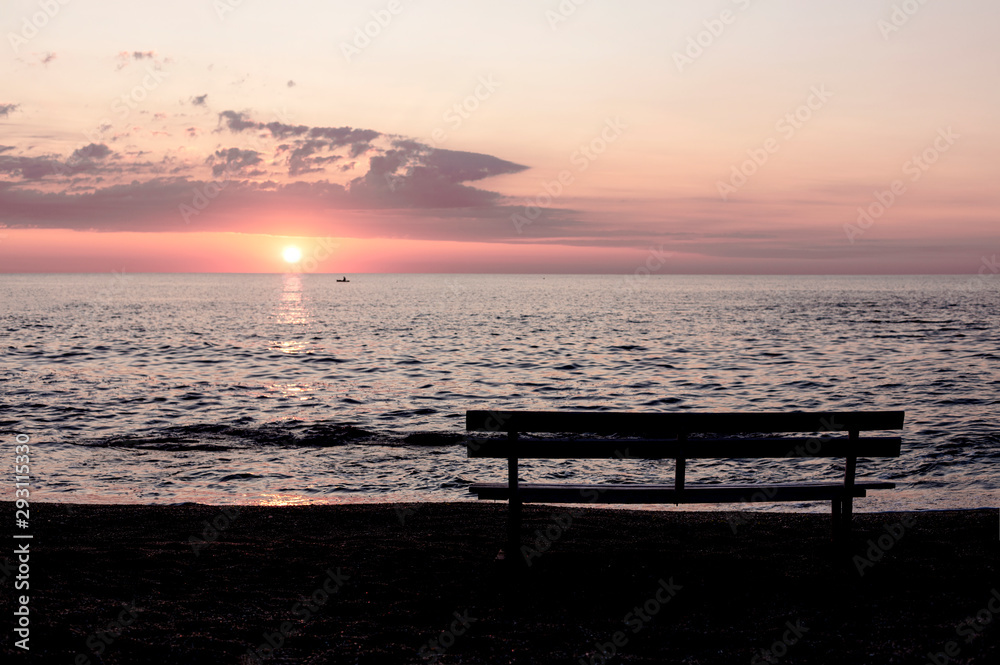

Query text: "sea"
[1, 273, 997, 512]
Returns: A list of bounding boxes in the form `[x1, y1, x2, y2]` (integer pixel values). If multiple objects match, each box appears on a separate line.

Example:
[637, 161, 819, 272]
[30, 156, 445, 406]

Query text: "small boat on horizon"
[337, 276, 350, 282]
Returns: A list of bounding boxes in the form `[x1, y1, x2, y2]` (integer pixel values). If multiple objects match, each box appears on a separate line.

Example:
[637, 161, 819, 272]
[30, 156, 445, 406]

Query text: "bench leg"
[831, 496, 855, 540]
[842, 495, 854, 532]
[832, 497, 845, 540]
[505, 498, 522, 565]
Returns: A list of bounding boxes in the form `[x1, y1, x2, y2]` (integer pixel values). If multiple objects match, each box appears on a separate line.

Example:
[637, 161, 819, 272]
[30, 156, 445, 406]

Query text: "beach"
[5, 502, 997, 664]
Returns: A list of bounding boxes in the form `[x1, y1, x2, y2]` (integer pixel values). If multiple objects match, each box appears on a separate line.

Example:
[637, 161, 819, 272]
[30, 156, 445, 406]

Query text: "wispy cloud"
[115, 50, 163, 70]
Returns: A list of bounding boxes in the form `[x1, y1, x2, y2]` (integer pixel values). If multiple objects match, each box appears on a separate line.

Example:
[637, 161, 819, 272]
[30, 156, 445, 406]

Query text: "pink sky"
[1, 0, 998, 273]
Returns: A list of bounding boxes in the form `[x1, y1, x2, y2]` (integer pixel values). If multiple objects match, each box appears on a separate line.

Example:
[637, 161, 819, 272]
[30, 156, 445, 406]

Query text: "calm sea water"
[1, 273, 997, 511]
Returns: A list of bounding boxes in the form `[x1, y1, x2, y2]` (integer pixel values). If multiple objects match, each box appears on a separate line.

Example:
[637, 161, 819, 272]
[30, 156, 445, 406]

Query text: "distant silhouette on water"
[337, 276, 349, 282]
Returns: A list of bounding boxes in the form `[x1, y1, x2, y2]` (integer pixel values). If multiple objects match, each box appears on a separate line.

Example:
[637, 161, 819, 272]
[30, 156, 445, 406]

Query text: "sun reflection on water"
[268, 340, 310, 354]
[254, 493, 318, 507]
[262, 382, 315, 400]
[274, 273, 310, 325]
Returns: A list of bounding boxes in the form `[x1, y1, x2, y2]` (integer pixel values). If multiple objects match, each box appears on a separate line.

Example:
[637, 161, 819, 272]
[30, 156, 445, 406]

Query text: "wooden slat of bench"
[467, 436, 902, 459]
[469, 481, 895, 504]
[466, 410, 905, 434]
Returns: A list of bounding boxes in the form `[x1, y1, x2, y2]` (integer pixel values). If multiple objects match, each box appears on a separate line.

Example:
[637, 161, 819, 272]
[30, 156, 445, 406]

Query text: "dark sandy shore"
[3, 502, 998, 664]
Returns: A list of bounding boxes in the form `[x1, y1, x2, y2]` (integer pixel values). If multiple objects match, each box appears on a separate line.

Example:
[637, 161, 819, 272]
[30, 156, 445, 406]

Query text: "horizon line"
[0, 272, 986, 277]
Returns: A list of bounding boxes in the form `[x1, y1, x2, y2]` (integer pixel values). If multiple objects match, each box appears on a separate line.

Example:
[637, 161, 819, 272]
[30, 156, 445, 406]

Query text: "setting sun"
[282, 246, 302, 264]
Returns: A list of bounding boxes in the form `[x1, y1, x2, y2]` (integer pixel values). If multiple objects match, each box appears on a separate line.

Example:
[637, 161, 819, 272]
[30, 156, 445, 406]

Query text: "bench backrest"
[466, 410, 904, 459]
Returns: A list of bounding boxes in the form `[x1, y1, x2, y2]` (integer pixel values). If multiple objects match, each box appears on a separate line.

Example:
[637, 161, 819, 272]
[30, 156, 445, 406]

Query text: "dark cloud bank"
[0, 111, 529, 236]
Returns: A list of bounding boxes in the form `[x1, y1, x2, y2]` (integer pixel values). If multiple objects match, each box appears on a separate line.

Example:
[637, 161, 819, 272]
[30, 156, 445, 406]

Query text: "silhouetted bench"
[466, 410, 904, 559]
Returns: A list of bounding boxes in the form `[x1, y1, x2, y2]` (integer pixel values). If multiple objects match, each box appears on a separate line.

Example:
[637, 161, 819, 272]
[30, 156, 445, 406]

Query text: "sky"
[1, 0, 998, 273]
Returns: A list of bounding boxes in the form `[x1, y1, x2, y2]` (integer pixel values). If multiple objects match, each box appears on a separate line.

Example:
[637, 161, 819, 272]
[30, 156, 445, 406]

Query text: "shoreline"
[23, 495, 1000, 513]
[23, 428, 1000, 513]
[4, 502, 998, 663]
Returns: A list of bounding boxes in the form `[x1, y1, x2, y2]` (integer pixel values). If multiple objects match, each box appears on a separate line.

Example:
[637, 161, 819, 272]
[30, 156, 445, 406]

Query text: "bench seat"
[468, 437, 902, 458]
[470, 481, 896, 503]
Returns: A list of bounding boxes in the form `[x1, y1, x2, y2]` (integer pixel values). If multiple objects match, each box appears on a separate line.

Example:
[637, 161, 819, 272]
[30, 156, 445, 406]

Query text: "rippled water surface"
[1, 274, 997, 511]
